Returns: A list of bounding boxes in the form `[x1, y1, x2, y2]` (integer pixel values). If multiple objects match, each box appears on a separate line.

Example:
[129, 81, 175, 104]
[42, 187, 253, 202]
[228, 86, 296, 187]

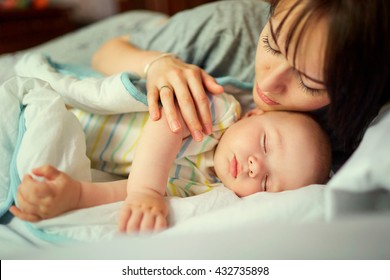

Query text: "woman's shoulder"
[170, 0, 270, 29]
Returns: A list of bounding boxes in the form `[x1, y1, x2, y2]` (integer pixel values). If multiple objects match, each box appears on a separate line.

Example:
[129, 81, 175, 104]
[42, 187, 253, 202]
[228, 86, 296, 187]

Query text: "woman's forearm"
[92, 35, 162, 76]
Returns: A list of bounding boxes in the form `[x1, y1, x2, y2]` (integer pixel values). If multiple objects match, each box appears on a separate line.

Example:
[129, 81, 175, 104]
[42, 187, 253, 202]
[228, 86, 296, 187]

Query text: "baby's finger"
[154, 215, 168, 232]
[31, 165, 60, 180]
[9, 205, 41, 222]
[19, 176, 53, 203]
[15, 183, 40, 211]
[14, 197, 42, 220]
[147, 87, 161, 121]
[118, 206, 132, 232]
[125, 208, 143, 233]
[139, 212, 155, 232]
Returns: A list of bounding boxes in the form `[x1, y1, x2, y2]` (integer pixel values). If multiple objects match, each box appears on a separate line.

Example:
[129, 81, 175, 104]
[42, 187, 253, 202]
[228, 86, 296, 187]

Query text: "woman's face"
[253, 0, 330, 112]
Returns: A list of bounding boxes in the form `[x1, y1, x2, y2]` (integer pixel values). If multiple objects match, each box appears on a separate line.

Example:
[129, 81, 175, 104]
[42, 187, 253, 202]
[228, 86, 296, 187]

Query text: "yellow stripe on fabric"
[203, 185, 213, 192]
[72, 109, 85, 121]
[196, 136, 212, 167]
[89, 115, 111, 158]
[192, 137, 213, 187]
[72, 109, 93, 133]
[86, 114, 103, 142]
[168, 181, 179, 197]
[181, 158, 206, 193]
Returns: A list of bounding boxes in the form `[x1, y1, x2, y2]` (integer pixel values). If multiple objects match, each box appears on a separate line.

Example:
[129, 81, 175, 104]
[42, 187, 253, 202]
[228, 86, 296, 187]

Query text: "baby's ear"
[244, 108, 265, 118]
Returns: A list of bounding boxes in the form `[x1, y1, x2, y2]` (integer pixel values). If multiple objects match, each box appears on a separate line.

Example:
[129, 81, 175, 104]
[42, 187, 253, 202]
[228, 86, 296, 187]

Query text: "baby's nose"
[248, 156, 263, 178]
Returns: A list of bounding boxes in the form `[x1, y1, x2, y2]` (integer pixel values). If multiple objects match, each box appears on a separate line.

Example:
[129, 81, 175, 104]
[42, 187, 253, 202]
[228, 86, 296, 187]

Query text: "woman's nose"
[248, 155, 264, 178]
[260, 62, 292, 93]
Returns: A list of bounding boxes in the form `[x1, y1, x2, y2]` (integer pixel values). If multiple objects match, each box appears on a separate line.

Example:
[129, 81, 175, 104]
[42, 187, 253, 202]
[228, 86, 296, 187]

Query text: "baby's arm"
[10, 165, 127, 222]
[118, 107, 190, 233]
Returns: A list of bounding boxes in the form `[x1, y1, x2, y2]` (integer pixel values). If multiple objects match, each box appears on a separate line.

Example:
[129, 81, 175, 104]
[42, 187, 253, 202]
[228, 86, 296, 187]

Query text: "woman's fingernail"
[193, 130, 203, 141]
[151, 111, 159, 120]
[171, 120, 181, 132]
[204, 124, 213, 135]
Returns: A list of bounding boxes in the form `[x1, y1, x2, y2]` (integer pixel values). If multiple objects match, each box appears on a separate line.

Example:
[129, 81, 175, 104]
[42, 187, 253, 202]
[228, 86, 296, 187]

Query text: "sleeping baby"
[9, 92, 331, 233]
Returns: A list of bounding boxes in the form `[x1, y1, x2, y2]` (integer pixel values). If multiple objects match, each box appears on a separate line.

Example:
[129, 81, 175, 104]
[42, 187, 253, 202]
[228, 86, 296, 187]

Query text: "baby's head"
[214, 109, 331, 197]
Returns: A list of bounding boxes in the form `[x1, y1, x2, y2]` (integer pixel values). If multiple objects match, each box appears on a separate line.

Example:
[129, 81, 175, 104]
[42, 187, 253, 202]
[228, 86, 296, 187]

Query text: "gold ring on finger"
[159, 85, 173, 92]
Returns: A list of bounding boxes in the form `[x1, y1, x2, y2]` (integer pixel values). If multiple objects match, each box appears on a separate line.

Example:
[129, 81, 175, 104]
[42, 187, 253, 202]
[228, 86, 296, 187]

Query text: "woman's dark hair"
[268, 0, 390, 151]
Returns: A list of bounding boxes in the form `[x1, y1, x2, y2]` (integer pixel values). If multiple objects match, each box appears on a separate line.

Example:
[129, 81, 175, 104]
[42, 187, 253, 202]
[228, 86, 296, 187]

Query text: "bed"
[1, 1, 390, 260]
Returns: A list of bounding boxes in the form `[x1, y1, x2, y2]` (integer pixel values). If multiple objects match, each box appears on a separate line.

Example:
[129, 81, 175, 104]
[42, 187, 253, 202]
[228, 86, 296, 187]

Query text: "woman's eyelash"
[262, 35, 280, 55]
[298, 79, 322, 96]
[263, 133, 267, 154]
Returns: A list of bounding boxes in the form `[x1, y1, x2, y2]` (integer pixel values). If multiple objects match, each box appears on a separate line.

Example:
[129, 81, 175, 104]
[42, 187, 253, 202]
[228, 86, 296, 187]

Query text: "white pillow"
[325, 103, 390, 219]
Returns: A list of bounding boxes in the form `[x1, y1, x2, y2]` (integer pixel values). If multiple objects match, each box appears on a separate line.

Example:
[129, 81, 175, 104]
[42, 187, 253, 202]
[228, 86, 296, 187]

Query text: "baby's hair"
[282, 110, 332, 184]
[308, 115, 332, 183]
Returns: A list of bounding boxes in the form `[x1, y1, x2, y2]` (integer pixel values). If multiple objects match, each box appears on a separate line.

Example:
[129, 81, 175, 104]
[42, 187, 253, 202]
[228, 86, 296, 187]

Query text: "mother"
[92, 0, 390, 165]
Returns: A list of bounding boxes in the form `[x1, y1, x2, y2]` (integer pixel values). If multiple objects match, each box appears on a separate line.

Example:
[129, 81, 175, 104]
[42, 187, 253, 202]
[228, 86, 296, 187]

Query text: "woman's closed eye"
[298, 77, 323, 96]
[262, 35, 281, 56]
[263, 34, 325, 97]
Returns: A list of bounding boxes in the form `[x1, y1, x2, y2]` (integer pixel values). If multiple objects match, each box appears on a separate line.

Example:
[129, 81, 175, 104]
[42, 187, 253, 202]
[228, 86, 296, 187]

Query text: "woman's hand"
[92, 36, 224, 141]
[145, 55, 224, 141]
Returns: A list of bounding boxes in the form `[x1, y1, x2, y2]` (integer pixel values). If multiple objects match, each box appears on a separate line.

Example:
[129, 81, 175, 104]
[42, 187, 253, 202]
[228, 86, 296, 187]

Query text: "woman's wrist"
[143, 53, 177, 79]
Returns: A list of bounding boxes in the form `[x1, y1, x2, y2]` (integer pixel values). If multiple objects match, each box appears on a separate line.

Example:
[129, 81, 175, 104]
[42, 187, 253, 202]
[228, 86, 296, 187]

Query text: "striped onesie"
[72, 93, 241, 197]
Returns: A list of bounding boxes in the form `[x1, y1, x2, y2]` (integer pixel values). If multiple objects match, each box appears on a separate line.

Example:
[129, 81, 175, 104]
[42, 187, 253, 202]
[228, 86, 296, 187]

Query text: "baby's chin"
[220, 181, 242, 197]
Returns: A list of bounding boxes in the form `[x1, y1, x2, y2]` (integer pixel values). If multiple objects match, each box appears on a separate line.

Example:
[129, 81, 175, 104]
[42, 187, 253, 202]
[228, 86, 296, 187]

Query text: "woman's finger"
[168, 75, 204, 141]
[147, 87, 161, 121]
[201, 70, 224, 95]
[186, 73, 213, 135]
[159, 85, 182, 133]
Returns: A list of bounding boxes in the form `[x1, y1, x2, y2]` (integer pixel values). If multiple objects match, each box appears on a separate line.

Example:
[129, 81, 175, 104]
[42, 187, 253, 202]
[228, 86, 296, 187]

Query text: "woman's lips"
[256, 84, 279, 105]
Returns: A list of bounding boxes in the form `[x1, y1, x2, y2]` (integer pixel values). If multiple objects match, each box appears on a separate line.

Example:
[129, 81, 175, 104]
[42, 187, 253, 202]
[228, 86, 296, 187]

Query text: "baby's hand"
[118, 189, 168, 234]
[9, 165, 81, 222]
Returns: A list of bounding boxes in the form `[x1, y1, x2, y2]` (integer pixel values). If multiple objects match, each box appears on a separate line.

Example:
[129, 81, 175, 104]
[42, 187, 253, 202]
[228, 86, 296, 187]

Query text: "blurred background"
[0, 0, 217, 54]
